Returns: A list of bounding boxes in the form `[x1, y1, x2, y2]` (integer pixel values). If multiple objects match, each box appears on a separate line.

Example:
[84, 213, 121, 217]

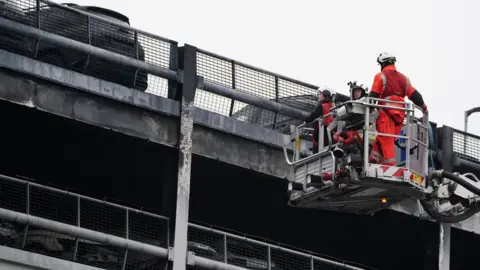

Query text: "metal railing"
[195, 49, 349, 129]
[0, 3, 310, 126]
[0, 173, 170, 269]
[0, 0, 177, 97]
[452, 128, 480, 163]
[1, 0, 480, 153]
[188, 223, 368, 270]
[0, 173, 368, 270]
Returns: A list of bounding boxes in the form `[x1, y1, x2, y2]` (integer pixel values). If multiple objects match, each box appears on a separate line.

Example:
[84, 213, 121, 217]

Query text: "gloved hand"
[333, 131, 345, 143]
[421, 104, 428, 113]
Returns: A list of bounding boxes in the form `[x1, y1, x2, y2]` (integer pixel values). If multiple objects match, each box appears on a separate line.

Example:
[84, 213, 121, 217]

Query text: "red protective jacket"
[369, 65, 427, 165]
[370, 65, 418, 124]
[311, 102, 334, 148]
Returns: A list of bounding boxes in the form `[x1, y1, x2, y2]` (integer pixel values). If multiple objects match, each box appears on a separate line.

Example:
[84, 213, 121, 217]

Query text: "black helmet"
[318, 86, 335, 102]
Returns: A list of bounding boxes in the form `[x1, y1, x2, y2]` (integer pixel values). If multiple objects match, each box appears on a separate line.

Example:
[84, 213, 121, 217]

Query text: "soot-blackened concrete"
[1, 49, 477, 269]
[2, 49, 480, 239]
[0, 98, 449, 270]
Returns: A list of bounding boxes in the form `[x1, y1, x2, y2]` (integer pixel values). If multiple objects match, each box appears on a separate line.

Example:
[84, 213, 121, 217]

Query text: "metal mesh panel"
[227, 237, 269, 270]
[188, 225, 225, 261]
[39, 4, 88, 42]
[188, 224, 365, 270]
[196, 52, 233, 115]
[196, 50, 318, 130]
[138, 31, 172, 97]
[278, 78, 318, 120]
[29, 185, 77, 225]
[228, 63, 277, 126]
[314, 259, 349, 270]
[0, 178, 27, 213]
[452, 130, 480, 163]
[235, 64, 276, 100]
[76, 240, 125, 270]
[79, 199, 127, 237]
[0, 174, 369, 270]
[0, 175, 169, 270]
[0, 0, 37, 56]
[278, 79, 317, 106]
[126, 212, 169, 270]
[270, 247, 311, 270]
[1, 0, 37, 27]
[0, 0, 176, 97]
[129, 211, 169, 248]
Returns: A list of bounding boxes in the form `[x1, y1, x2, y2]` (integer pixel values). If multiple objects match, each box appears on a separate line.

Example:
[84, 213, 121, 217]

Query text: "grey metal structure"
[284, 96, 480, 224]
[463, 106, 480, 156]
[0, 245, 104, 270]
[0, 173, 366, 270]
[464, 106, 480, 133]
[0, 1, 480, 270]
[284, 98, 430, 215]
[0, 16, 307, 121]
[171, 44, 196, 270]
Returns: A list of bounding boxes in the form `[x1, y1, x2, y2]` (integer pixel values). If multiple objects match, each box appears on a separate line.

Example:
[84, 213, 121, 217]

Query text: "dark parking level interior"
[0, 99, 471, 270]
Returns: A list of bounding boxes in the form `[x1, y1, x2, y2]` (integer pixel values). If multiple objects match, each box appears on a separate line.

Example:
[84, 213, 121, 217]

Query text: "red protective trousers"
[368, 65, 419, 166]
[369, 96, 405, 165]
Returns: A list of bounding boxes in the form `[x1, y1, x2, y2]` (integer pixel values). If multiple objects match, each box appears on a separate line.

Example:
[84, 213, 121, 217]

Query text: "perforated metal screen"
[0, 0, 177, 97]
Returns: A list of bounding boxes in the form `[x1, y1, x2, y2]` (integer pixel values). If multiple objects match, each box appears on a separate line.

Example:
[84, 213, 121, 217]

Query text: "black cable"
[421, 170, 480, 223]
[441, 171, 480, 196]
[420, 199, 480, 223]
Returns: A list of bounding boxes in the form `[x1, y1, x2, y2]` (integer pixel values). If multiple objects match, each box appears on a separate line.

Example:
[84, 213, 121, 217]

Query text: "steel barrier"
[0, 173, 170, 269]
[2, 0, 479, 151]
[188, 223, 369, 270]
[0, 0, 356, 132]
[196, 49, 349, 129]
[0, 173, 369, 270]
[0, 0, 177, 96]
[452, 128, 480, 164]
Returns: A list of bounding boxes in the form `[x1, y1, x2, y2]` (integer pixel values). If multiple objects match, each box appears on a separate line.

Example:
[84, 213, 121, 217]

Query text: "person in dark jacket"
[305, 87, 336, 154]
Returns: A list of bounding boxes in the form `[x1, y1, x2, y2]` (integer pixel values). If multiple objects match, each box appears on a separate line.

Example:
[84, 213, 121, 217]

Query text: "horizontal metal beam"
[0, 17, 319, 121]
[195, 257, 249, 270]
[0, 245, 103, 270]
[455, 156, 480, 172]
[202, 80, 310, 120]
[0, 17, 178, 82]
[0, 207, 168, 257]
[189, 223, 364, 270]
[431, 150, 480, 172]
[0, 208, 248, 270]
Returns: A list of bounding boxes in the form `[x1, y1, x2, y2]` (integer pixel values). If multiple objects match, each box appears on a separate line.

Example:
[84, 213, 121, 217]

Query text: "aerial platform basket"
[284, 97, 430, 215]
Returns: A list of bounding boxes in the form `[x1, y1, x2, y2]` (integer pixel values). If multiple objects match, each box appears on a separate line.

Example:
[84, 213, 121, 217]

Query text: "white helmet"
[348, 81, 368, 100]
[377, 52, 396, 65]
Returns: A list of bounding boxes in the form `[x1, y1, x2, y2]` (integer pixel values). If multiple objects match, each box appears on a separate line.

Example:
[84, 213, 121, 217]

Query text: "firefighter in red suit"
[305, 87, 335, 154]
[323, 83, 367, 182]
[368, 52, 428, 165]
[333, 82, 368, 146]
